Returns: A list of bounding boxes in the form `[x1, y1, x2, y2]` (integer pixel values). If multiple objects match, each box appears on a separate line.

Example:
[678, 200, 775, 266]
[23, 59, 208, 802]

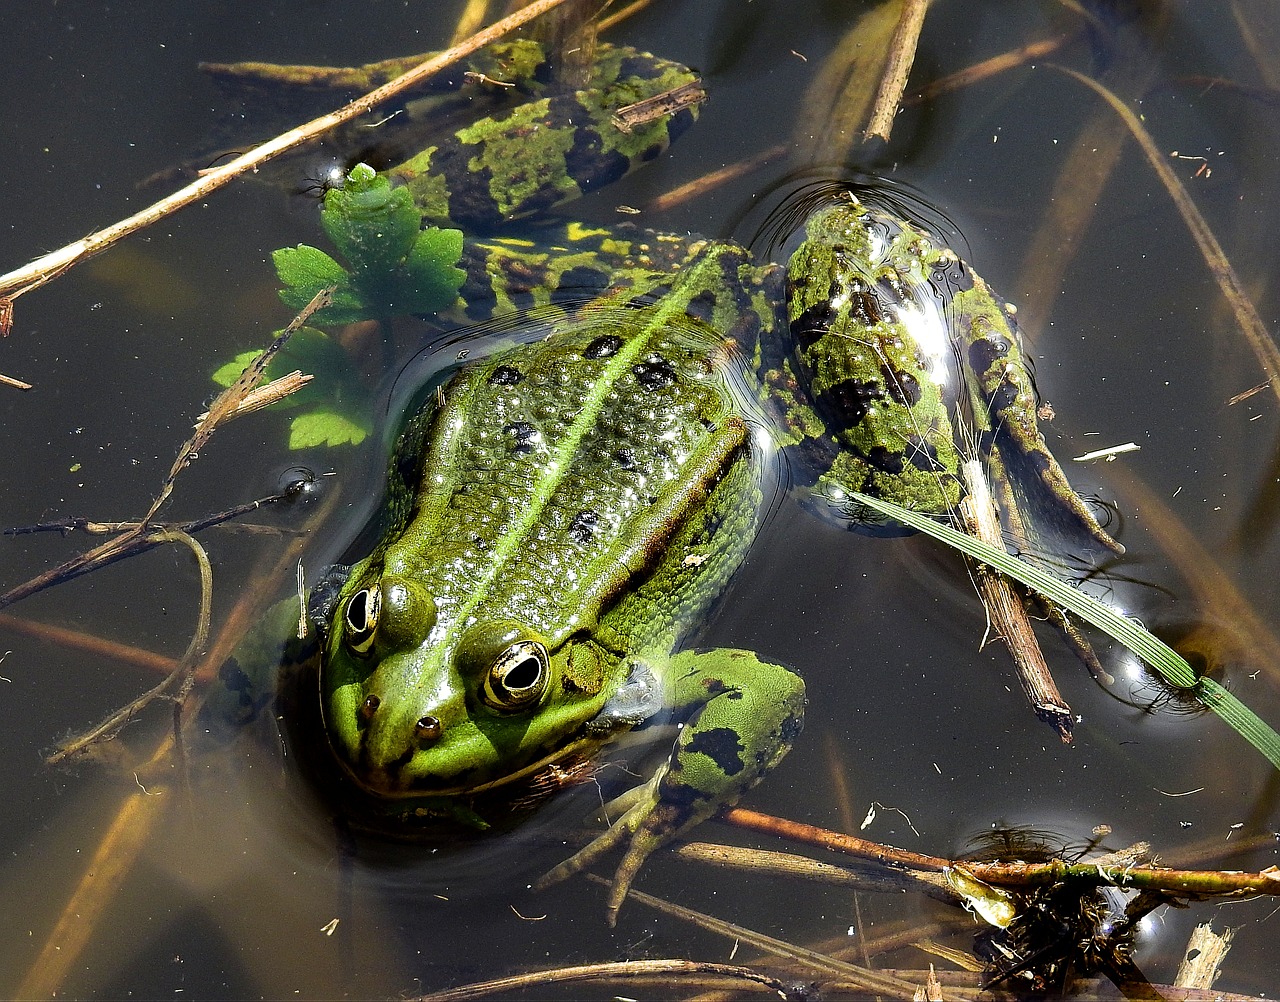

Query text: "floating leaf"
[275, 163, 465, 323]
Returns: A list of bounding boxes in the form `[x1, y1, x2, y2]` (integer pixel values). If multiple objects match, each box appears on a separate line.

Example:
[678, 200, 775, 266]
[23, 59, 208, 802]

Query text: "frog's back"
[384, 304, 761, 653]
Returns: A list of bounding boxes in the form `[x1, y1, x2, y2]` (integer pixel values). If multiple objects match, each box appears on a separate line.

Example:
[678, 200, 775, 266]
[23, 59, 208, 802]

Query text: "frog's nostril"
[414, 715, 442, 743]
[360, 694, 381, 720]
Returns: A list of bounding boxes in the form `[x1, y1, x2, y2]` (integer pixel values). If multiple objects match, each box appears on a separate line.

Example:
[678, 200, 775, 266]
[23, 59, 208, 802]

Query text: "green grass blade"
[851, 491, 1280, 771]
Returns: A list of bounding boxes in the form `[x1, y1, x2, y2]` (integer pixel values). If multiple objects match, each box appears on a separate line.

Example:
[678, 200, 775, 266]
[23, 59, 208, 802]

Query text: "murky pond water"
[2, 1, 1279, 997]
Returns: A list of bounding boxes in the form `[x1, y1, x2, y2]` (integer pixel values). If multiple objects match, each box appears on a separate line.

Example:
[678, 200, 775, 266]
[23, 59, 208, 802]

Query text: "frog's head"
[318, 571, 612, 800]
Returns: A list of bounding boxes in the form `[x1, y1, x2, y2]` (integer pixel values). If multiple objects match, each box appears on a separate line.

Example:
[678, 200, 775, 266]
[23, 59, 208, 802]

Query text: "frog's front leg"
[537, 648, 805, 926]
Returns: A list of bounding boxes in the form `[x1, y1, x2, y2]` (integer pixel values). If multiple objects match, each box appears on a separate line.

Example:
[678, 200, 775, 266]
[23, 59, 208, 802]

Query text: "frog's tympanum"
[283, 40, 1117, 924]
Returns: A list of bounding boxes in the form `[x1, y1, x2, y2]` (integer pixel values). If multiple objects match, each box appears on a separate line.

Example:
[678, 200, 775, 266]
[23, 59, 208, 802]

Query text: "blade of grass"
[584, 874, 926, 995]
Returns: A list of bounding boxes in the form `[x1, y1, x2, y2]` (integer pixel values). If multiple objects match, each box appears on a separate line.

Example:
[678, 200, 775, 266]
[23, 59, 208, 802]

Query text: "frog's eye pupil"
[344, 586, 381, 654]
[505, 656, 541, 690]
[360, 694, 381, 719]
[482, 640, 549, 711]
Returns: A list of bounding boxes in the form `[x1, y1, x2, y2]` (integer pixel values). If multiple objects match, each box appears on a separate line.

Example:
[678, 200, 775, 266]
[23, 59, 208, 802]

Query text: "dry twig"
[865, 0, 930, 142]
[725, 808, 1280, 898]
[0, 0, 574, 318]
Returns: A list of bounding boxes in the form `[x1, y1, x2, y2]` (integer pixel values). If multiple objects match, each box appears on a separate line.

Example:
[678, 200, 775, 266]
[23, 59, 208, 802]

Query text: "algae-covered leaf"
[288, 410, 369, 449]
[274, 163, 465, 323]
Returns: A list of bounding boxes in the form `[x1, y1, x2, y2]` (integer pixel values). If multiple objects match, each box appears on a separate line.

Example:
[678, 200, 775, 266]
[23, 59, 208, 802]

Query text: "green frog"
[257, 39, 1118, 925]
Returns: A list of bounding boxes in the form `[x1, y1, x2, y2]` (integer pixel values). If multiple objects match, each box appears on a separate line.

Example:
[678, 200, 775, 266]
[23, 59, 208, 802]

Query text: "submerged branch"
[864, 0, 930, 142]
[585, 874, 927, 995]
[410, 959, 789, 1001]
[905, 33, 1071, 105]
[46, 529, 212, 765]
[0, 612, 177, 675]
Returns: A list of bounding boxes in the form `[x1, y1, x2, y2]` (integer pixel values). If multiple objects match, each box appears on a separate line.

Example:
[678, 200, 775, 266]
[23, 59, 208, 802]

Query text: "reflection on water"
[1, 0, 1279, 996]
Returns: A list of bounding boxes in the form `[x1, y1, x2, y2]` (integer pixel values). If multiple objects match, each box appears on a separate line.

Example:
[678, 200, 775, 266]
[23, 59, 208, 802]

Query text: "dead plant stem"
[0, 0, 573, 312]
[865, 0, 930, 142]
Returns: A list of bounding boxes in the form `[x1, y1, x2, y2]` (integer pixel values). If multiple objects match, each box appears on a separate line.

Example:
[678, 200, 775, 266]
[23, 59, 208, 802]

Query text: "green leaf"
[850, 489, 1280, 771]
[208, 328, 374, 450]
[272, 244, 346, 291]
[321, 163, 421, 283]
[272, 163, 465, 323]
[288, 410, 369, 449]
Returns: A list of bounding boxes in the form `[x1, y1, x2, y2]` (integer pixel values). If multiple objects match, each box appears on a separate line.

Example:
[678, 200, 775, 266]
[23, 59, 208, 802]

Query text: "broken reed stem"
[959, 459, 1074, 742]
[1053, 65, 1280, 405]
[0, 0, 573, 308]
[864, 0, 930, 142]
[199, 371, 313, 424]
[145, 285, 331, 527]
[724, 809, 1280, 898]
[1173, 922, 1234, 990]
[47, 529, 212, 764]
[409, 959, 788, 1001]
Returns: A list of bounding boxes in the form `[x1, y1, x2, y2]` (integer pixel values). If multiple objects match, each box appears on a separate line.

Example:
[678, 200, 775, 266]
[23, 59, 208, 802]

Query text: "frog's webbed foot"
[537, 648, 805, 926]
[534, 775, 665, 927]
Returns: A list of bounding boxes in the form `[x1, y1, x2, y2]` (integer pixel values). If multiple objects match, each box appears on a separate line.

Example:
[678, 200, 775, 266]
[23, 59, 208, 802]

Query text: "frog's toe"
[533, 816, 630, 893]
[534, 781, 663, 924]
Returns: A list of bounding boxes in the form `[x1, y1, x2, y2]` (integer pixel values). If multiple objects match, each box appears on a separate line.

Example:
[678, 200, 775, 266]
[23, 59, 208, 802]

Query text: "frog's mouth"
[344, 729, 607, 801]
[329, 740, 605, 838]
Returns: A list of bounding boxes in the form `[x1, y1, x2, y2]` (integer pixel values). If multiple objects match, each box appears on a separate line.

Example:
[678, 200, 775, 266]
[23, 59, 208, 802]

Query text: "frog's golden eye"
[344, 586, 381, 655]
[481, 640, 549, 711]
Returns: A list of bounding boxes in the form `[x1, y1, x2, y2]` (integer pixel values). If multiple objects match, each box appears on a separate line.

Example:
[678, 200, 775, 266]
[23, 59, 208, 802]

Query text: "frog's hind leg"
[950, 271, 1123, 558]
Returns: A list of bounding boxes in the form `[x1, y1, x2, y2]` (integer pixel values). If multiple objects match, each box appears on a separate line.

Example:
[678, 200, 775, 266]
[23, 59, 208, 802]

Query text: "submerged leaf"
[210, 326, 372, 449]
[946, 866, 1017, 928]
[288, 410, 369, 449]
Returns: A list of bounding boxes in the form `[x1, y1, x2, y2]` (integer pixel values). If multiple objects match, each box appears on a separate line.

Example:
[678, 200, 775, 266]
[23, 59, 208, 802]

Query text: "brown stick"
[904, 34, 1069, 106]
[725, 808, 1280, 897]
[0, 612, 177, 675]
[960, 460, 1073, 742]
[0, 0, 573, 308]
[864, 0, 930, 142]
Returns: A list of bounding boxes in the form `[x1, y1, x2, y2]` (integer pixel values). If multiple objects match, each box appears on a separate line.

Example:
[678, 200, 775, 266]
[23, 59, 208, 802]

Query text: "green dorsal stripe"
[414, 253, 727, 671]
